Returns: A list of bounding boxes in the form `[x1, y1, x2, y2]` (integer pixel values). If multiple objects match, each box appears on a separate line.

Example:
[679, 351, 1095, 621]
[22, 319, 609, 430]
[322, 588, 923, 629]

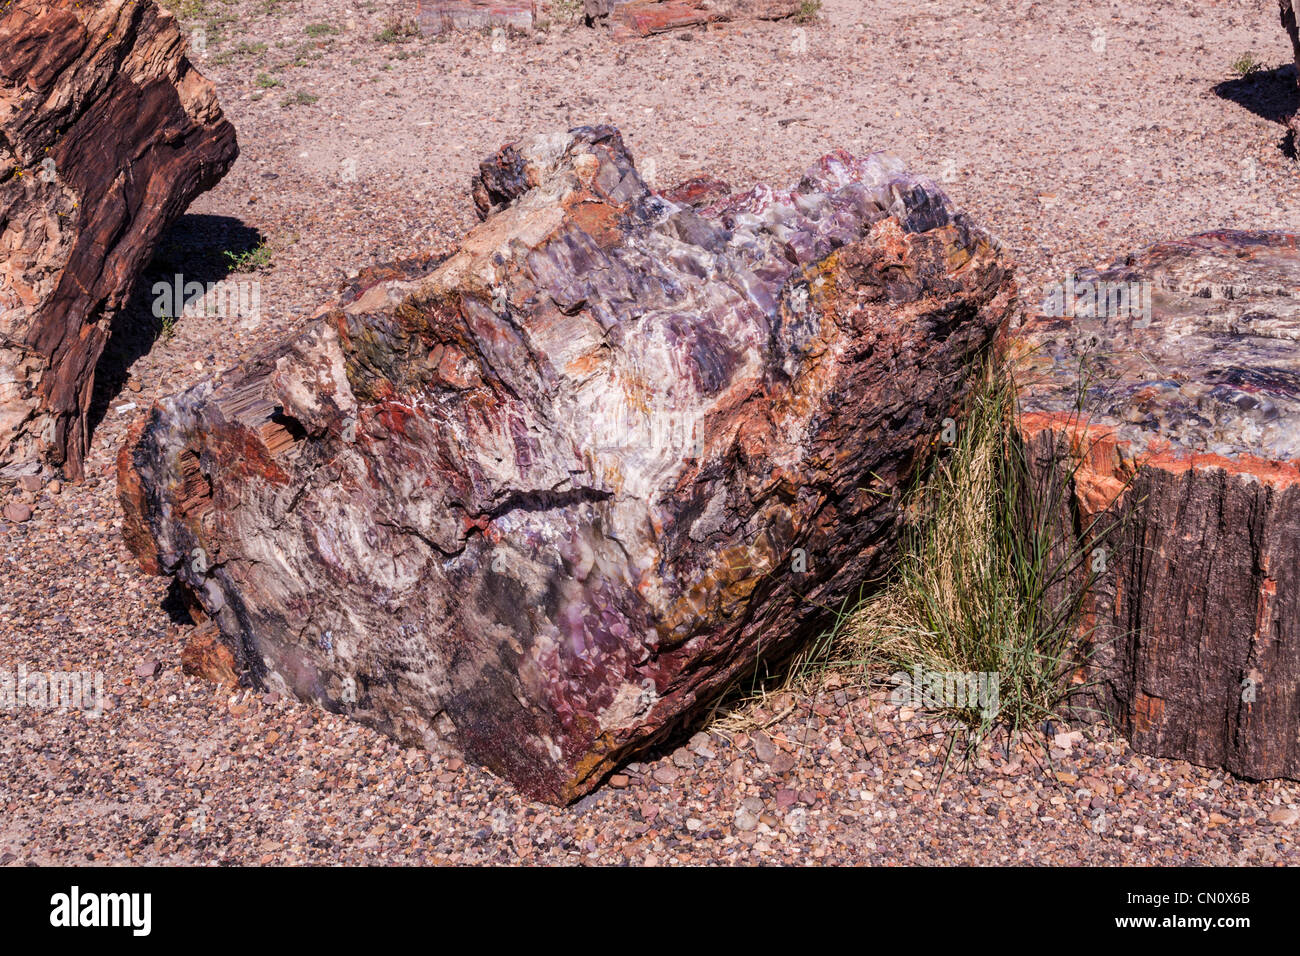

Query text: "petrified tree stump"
[0, 0, 237, 481]
[1014, 231, 1300, 781]
[120, 126, 1015, 803]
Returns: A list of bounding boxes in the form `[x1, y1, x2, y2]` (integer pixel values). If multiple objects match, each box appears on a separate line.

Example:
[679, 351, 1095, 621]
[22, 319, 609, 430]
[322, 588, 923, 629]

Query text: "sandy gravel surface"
[2, 0, 1299, 865]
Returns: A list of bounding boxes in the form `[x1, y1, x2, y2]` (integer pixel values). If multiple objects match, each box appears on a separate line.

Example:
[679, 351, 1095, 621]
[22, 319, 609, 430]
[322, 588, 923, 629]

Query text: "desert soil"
[1, 0, 1298, 864]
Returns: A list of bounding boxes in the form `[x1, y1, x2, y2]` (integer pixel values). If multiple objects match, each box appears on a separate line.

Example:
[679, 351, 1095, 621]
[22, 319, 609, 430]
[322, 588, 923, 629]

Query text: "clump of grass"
[281, 91, 319, 107]
[705, 355, 1126, 756]
[158, 312, 179, 341]
[224, 242, 273, 272]
[794, 0, 822, 24]
[211, 40, 268, 64]
[548, 0, 584, 22]
[842, 359, 1120, 743]
[305, 22, 339, 38]
[255, 72, 282, 88]
[1231, 52, 1262, 77]
[168, 0, 208, 19]
[375, 18, 420, 43]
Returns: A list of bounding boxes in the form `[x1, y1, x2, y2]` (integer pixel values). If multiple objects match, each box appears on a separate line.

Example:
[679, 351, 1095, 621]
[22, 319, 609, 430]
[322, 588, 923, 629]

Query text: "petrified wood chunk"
[120, 126, 1015, 803]
[0, 0, 237, 481]
[415, 0, 537, 34]
[583, 0, 800, 36]
[1014, 231, 1300, 781]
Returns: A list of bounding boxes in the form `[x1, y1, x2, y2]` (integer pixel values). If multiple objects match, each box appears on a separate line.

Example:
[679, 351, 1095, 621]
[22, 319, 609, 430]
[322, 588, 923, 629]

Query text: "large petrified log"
[0, 0, 238, 481]
[119, 126, 1015, 803]
[1014, 231, 1300, 781]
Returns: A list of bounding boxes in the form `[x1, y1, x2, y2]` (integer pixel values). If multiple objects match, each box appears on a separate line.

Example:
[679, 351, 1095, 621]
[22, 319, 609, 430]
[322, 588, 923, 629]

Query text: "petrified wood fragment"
[0, 0, 237, 480]
[120, 126, 1015, 803]
[583, 0, 801, 37]
[415, 0, 537, 34]
[1014, 231, 1300, 781]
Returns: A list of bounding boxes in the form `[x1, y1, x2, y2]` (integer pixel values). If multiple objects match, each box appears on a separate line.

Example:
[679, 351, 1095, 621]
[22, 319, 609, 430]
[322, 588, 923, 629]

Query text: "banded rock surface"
[1014, 231, 1300, 781]
[583, 0, 801, 37]
[0, 0, 238, 481]
[415, 0, 537, 34]
[120, 126, 1015, 803]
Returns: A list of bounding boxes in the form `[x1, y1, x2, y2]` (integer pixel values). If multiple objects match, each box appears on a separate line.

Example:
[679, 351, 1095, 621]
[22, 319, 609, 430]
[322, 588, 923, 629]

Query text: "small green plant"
[205, 10, 235, 31]
[291, 41, 327, 66]
[212, 40, 268, 64]
[255, 72, 282, 88]
[169, 0, 208, 19]
[549, 0, 583, 22]
[224, 242, 273, 272]
[305, 22, 339, 38]
[794, 0, 822, 23]
[1231, 52, 1262, 77]
[282, 91, 319, 107]
[158, 313, 178, 341]
[375, 18, 420, 43]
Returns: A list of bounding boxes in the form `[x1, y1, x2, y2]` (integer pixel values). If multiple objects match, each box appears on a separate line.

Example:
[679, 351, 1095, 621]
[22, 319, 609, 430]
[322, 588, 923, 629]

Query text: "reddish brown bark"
[0, 0, 237, 480]
[1015, 231, 1300, 781]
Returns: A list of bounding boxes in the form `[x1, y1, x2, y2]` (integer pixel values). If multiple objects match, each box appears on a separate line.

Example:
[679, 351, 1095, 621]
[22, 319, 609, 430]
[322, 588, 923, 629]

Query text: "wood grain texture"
[0, 0, 238, 481]
[1015, 231, 1300, 781]
[120, 126, 1015, 802]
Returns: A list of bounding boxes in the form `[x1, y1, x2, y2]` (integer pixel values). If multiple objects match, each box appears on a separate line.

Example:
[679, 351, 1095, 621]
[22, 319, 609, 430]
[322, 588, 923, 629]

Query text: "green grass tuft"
[1230, 52, 1262, 77]
[224, 242, 273, 272]
[841, 359, 1121, 743]
[794, 0, 822, 24]
[375, 18, 421, 43]
[709, 356, 1127, 757]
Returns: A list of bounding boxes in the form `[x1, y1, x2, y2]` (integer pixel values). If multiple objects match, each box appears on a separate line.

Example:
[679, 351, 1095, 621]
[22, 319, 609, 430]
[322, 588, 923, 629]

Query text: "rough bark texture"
[415, 0, 537, 34]
[0, 0, 238, 481]
[120, 126, 1015, 803]
[583, 0, 801, 36]
[1014, 230, 1300, 781]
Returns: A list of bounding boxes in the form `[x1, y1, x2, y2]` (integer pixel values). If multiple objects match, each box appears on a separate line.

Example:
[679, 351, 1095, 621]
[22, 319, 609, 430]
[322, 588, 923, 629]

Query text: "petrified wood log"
[0, 0, 237, 481]
[120, 126, 1015, 803]
[415, 0, 536, 35]
[583, 0, 801, 37]
[1014, 231, 1300, 781]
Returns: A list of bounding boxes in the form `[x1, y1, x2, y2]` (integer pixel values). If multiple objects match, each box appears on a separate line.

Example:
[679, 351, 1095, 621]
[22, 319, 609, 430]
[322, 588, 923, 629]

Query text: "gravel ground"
[2, 0, 1299, 865]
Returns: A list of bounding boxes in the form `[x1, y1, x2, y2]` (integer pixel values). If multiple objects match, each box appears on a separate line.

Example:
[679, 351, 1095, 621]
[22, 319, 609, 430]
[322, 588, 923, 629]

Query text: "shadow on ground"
[89, 214, 264, 439]
[1213, 64, 1298, 158]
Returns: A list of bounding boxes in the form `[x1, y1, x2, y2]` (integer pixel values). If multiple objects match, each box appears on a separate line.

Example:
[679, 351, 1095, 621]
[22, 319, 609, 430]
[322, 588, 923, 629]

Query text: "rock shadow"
[1213, 64, 1298, 158]
[89, 214, 265, 440]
